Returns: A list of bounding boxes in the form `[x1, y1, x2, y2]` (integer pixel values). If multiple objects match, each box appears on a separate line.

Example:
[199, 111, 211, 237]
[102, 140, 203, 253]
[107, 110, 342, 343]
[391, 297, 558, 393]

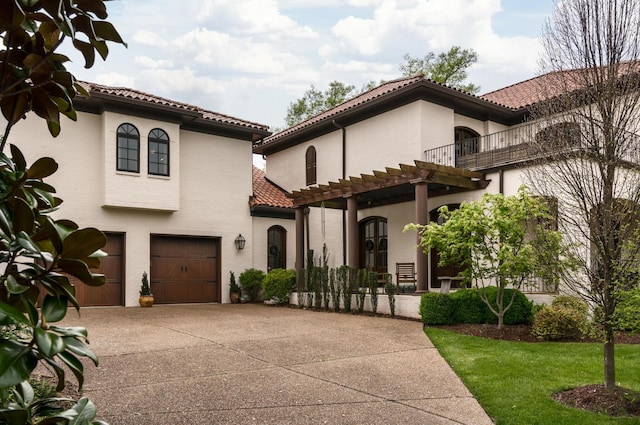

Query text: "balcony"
[425, 125, 535, 171]
[425, 122, 640, 171]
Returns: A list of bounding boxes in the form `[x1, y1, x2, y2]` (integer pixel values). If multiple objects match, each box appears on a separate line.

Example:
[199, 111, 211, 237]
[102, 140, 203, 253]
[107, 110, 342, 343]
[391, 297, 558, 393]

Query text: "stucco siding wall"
[9, 111, 255, 306]
[265, 131, 342, 192]
[102, 112, 181, 211]
[251, 216, 296, 273]
[345, 103, 422, 174]
[419, 101, 455, 154]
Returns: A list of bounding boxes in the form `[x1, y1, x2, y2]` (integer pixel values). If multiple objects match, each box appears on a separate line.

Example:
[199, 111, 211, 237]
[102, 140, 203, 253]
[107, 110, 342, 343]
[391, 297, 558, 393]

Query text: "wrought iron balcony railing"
[425, 122, 640, 171]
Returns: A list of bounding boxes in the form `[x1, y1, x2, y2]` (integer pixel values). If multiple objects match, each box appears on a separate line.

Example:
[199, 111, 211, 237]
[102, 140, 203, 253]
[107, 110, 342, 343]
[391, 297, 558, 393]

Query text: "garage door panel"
[150, 236, 220, 304]
[75, 233, 124, 306]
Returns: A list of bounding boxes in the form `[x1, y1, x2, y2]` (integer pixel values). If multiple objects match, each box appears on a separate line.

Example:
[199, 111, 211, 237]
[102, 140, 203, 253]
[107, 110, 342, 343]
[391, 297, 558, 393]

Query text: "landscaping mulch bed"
[432, 323, 640, 417]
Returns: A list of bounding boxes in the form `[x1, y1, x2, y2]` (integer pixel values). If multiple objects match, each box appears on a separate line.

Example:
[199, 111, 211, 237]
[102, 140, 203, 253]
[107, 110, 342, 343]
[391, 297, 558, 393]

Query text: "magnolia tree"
[0, 1, 125, 424]
[406, 187, 574, 329]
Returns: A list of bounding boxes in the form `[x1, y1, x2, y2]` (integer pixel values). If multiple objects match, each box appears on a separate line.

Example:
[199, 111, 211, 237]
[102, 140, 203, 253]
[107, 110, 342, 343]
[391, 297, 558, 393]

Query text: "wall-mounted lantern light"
[234, 234, 246, 250]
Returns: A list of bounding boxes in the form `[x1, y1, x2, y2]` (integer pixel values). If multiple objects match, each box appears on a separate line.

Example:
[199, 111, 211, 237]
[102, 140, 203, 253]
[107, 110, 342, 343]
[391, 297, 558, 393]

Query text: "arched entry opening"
[359, 217, 387, 277]
[429, 204, 466, 289]
[267, 226, 287, 271]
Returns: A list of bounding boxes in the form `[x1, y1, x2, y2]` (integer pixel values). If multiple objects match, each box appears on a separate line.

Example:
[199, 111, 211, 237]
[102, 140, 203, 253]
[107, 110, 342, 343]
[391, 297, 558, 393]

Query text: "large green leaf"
[12, 197, 34, 234]
[63, 337, 98, 365]
[57, 351, 84, 389]
[41, 294, 68, 322]
[61, 228, 106, 260]
[67, 397, 99, 425]
[5, 274, 30, 295]
[26, 156, 58, 179]
[35, 328, 65, 357]
[0, 340, 37, 388]
[0, 301, 29, 325]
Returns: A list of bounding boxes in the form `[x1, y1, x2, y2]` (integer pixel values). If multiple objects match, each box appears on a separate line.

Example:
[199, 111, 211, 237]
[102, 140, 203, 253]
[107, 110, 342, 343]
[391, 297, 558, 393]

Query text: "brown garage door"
[75, 232, 124, 306]
[150, 235, 220, 304]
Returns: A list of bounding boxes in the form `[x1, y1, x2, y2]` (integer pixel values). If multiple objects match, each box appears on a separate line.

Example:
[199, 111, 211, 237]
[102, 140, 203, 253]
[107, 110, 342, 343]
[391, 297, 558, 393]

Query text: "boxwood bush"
[532, 305, 585, 340]
[263, 268, 296, 304]
[450, 287, 533, 325]
[419, 293, 454, 325]
[239, 268, 266, 302]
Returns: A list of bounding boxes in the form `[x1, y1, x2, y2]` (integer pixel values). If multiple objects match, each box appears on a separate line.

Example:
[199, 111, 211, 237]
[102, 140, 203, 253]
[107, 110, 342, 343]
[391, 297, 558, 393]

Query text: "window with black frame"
[116, 123, 140, 172]
[148, 128, 169, 176]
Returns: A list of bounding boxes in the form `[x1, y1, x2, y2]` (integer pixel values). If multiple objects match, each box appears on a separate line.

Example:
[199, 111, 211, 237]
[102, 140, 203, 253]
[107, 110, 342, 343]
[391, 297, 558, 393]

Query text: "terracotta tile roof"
[79, 81, 270, 132]
[251, 166, 293, 209]
[481, 62, 640, 109]
[479, 71, 578, 109]
[257, 75, 428, 147]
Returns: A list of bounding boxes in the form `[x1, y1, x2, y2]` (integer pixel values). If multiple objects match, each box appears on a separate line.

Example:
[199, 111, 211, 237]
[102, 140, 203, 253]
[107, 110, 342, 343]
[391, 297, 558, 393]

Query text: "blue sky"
[64, 0, 557, 130]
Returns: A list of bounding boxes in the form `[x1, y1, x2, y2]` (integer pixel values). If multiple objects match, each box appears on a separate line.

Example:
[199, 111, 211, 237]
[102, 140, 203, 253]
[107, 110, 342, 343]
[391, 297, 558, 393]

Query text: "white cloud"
[131, 30, 167, 47]
[134, 56, 173, 69]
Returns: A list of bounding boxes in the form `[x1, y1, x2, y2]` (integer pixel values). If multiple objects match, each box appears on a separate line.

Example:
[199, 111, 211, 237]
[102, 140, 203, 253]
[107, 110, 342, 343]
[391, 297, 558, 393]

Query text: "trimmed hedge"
[263, 268, 296, 303]
[419, 293, 454, 325]
[420, 287, 533, 326]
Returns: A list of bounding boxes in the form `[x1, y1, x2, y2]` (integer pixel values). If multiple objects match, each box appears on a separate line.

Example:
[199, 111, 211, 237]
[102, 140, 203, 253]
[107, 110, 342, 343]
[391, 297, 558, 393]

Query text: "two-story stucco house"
[253, 74, 571, 297]
[8, 82, 271, 307]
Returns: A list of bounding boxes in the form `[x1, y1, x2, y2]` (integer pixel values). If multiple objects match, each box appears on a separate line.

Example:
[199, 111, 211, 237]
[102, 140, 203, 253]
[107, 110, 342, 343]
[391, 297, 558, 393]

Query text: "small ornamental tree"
[406, 186, 574, 329]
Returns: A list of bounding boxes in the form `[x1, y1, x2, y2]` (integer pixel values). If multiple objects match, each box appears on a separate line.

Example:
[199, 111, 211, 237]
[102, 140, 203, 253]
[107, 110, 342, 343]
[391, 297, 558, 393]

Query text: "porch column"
[413, 180, 429, 292]
[295, 206, 305, 288]
[346, 195, 359, 268]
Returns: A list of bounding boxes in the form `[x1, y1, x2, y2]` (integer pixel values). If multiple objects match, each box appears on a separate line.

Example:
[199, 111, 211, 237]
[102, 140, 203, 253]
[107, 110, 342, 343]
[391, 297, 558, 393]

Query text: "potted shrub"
[139, 271, 154, 307]
[229, 271, 240, 303]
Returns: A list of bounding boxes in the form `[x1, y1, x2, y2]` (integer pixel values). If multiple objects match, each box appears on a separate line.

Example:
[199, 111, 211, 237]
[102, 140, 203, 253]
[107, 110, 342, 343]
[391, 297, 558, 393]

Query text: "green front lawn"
[425, 327, 640, 425]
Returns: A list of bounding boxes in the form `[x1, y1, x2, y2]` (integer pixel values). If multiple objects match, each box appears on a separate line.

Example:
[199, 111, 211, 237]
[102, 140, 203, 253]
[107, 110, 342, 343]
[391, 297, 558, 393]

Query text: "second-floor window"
[148, 128, 170, 176]
[117, 123, 140, 173]
[305, 146, 316, 186]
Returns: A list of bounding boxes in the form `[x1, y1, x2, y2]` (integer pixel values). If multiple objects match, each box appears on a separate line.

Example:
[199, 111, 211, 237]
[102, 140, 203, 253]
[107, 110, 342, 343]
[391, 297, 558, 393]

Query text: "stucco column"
[413, 180, 429, 292]
[295, 207, 305, 288]
[346, 196, 359, 269]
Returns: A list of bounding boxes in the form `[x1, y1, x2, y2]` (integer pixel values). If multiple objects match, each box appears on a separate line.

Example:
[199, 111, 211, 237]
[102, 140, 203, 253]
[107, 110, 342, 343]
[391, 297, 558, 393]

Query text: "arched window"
[305, 146, 316, 186]
[267, 226, 286, 271]
[148, 128, 170, 176]
[454, 127, 480, 157]
[359, 217, 387, 276]
[117, 123, 140, 172]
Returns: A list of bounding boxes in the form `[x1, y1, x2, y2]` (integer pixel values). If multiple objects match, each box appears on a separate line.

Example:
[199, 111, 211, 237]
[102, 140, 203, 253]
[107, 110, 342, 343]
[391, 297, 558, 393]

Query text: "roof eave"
[253, 80, 525, 156]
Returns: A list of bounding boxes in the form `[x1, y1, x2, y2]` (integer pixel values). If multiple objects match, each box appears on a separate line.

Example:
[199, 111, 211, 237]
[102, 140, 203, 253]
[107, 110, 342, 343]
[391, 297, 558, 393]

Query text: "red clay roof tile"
[251, 166, 293, 209]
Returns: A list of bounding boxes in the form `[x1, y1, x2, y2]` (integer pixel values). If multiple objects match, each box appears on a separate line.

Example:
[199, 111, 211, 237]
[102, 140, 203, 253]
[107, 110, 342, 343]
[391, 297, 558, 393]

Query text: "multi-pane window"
[148, 128, 170, 176]
[117, 124, 140, 172]
[361, 217, 388, 275]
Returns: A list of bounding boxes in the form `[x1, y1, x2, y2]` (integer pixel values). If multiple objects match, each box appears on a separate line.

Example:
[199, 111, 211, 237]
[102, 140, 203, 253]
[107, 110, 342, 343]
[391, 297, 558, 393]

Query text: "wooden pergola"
[289, 160, 490, 292]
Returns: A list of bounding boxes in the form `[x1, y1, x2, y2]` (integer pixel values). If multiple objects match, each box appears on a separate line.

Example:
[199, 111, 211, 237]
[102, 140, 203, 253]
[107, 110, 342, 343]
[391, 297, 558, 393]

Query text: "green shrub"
[449, 289, 486, 324]
[239, 268, 266, 302]
[552, 295, 588, 315]
[448, 287, 533, 325]
[614, 288, 640, 334]
[532, 305, 585, 340]
[263, 268, 296, 303]
[419, 293, 454, 325]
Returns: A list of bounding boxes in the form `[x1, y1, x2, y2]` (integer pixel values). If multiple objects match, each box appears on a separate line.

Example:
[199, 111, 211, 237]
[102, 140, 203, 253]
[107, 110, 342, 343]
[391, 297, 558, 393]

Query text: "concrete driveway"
[57, 304, 493, 424]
